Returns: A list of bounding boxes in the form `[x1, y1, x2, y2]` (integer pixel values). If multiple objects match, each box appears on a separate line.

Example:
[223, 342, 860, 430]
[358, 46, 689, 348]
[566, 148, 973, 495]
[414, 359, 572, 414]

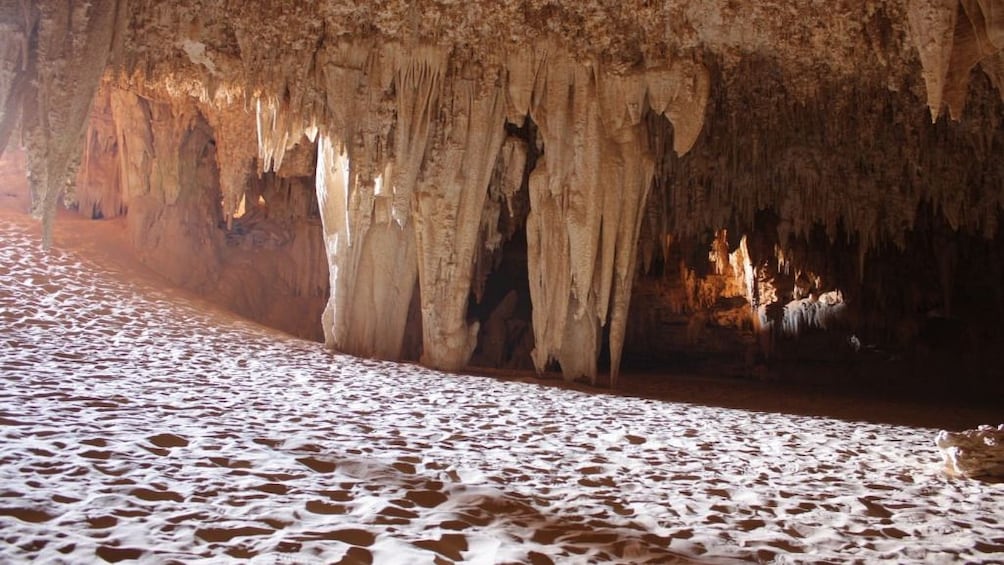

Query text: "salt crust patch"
[1, 215, 1003, 564]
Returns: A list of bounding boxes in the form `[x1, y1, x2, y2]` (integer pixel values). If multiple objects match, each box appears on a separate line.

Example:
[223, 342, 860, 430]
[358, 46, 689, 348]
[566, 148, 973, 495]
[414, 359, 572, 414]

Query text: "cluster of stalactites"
[512, 46, 708, 385]
[257, 41, 709, 383]
[641, 52, 1004, 287]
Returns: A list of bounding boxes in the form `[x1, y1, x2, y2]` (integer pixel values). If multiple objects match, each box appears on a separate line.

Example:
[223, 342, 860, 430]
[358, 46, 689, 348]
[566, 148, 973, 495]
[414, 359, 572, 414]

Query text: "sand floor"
[1, 211, 1003, 564]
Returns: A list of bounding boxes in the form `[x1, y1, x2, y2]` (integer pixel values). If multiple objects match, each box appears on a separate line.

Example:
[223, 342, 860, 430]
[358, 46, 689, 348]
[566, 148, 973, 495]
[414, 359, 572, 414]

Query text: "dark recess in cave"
[467, 118, 539, 372]
[468, 228, 535, 371]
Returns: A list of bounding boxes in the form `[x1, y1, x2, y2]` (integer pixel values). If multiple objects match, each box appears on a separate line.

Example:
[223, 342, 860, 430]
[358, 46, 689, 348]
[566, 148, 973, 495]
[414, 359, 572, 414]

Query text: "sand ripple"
[1, 215, 1002, 564]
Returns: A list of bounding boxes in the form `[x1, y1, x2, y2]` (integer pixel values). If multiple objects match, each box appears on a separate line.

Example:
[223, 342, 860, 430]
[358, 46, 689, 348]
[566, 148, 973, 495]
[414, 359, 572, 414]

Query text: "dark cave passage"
[468, 228, 535, 371]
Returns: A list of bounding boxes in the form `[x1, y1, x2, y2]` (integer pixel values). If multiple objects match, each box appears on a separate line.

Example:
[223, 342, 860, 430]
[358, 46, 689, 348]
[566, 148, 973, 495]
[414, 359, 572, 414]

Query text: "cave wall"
[1, 0, 1004, 394]
[68, 85, 329, 341]
[0, 145, 28, 211]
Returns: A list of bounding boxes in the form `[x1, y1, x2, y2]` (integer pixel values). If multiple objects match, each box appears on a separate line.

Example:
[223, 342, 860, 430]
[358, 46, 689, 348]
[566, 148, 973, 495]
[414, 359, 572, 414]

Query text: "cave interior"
[1, 0, 1003, 400]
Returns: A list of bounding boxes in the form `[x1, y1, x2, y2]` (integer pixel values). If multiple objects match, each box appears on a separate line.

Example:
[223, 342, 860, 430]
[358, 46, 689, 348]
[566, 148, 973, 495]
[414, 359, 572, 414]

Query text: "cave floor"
[1, 211, 1003, 564]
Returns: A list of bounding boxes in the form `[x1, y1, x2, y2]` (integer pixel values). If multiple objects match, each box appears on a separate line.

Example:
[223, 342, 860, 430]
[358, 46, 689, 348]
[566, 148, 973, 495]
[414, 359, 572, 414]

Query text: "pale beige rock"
[316, 137, 418, 360]
[907, 0, 960, 120]
[413, 68, 508, 371]
[75, 87, 124, 219]
[909, 0, 1004, 119]
[200, 98, 258, 227]
[297, 40, 708, 378]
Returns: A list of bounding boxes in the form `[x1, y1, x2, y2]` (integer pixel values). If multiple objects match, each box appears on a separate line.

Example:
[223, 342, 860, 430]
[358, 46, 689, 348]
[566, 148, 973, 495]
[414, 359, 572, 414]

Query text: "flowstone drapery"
[302, 43, 708, 381]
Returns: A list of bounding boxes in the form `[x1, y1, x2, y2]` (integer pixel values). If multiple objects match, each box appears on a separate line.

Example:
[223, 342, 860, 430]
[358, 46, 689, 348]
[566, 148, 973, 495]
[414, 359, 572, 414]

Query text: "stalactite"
[525, 46, 706, 384]
[18, 0, 126, 245]
[257, 97, 316, 178]
[412, 64, 508, 371]
[393, 47, 448, 227]
[307, 44, 440, 361]
[525, 51, 603, 382]
[315, 136, 418, 358]
[471, 134, 529, 306]
[650, 53, 1004, 271]
[982, 51, 1004, 97]
[201, 97, 258, 228]
[313, 44, 511, 369]
[297, 40, 710, 380]
[907, 0, 960, 121]
[604, 141, 656, 386]
[781, 291, 849, 338]
[74, 85, 124, 219]
[907, 0, 1004, 120]
[648, 62, 711, 156]
[0, 3, 34, 157]
[942, 0, 1004, 118]
[107, 88, 153, 208]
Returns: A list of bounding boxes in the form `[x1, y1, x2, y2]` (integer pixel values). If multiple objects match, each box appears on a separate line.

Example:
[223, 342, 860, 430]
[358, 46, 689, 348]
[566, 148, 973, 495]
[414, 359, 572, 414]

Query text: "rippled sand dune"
[1, 211, 1002, 564]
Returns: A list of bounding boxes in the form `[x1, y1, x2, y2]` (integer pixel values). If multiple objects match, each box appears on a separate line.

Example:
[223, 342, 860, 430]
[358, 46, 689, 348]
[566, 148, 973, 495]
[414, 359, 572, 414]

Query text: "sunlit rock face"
[2, 0, 1004, 390]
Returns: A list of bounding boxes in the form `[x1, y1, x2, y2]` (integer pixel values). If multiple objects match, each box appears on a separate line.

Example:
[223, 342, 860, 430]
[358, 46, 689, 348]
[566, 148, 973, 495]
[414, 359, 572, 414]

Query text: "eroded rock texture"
[68, 85, 328, 340]
[2, 0, 1004, 391]
[937, 425, 1004, 478]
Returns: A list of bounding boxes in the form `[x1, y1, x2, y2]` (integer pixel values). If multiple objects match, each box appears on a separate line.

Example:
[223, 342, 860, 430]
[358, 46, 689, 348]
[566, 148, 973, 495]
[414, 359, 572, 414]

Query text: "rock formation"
[2, 0, 1004, 391]
[3, 0, 125, 243]
[937, 425, 1004, 478]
